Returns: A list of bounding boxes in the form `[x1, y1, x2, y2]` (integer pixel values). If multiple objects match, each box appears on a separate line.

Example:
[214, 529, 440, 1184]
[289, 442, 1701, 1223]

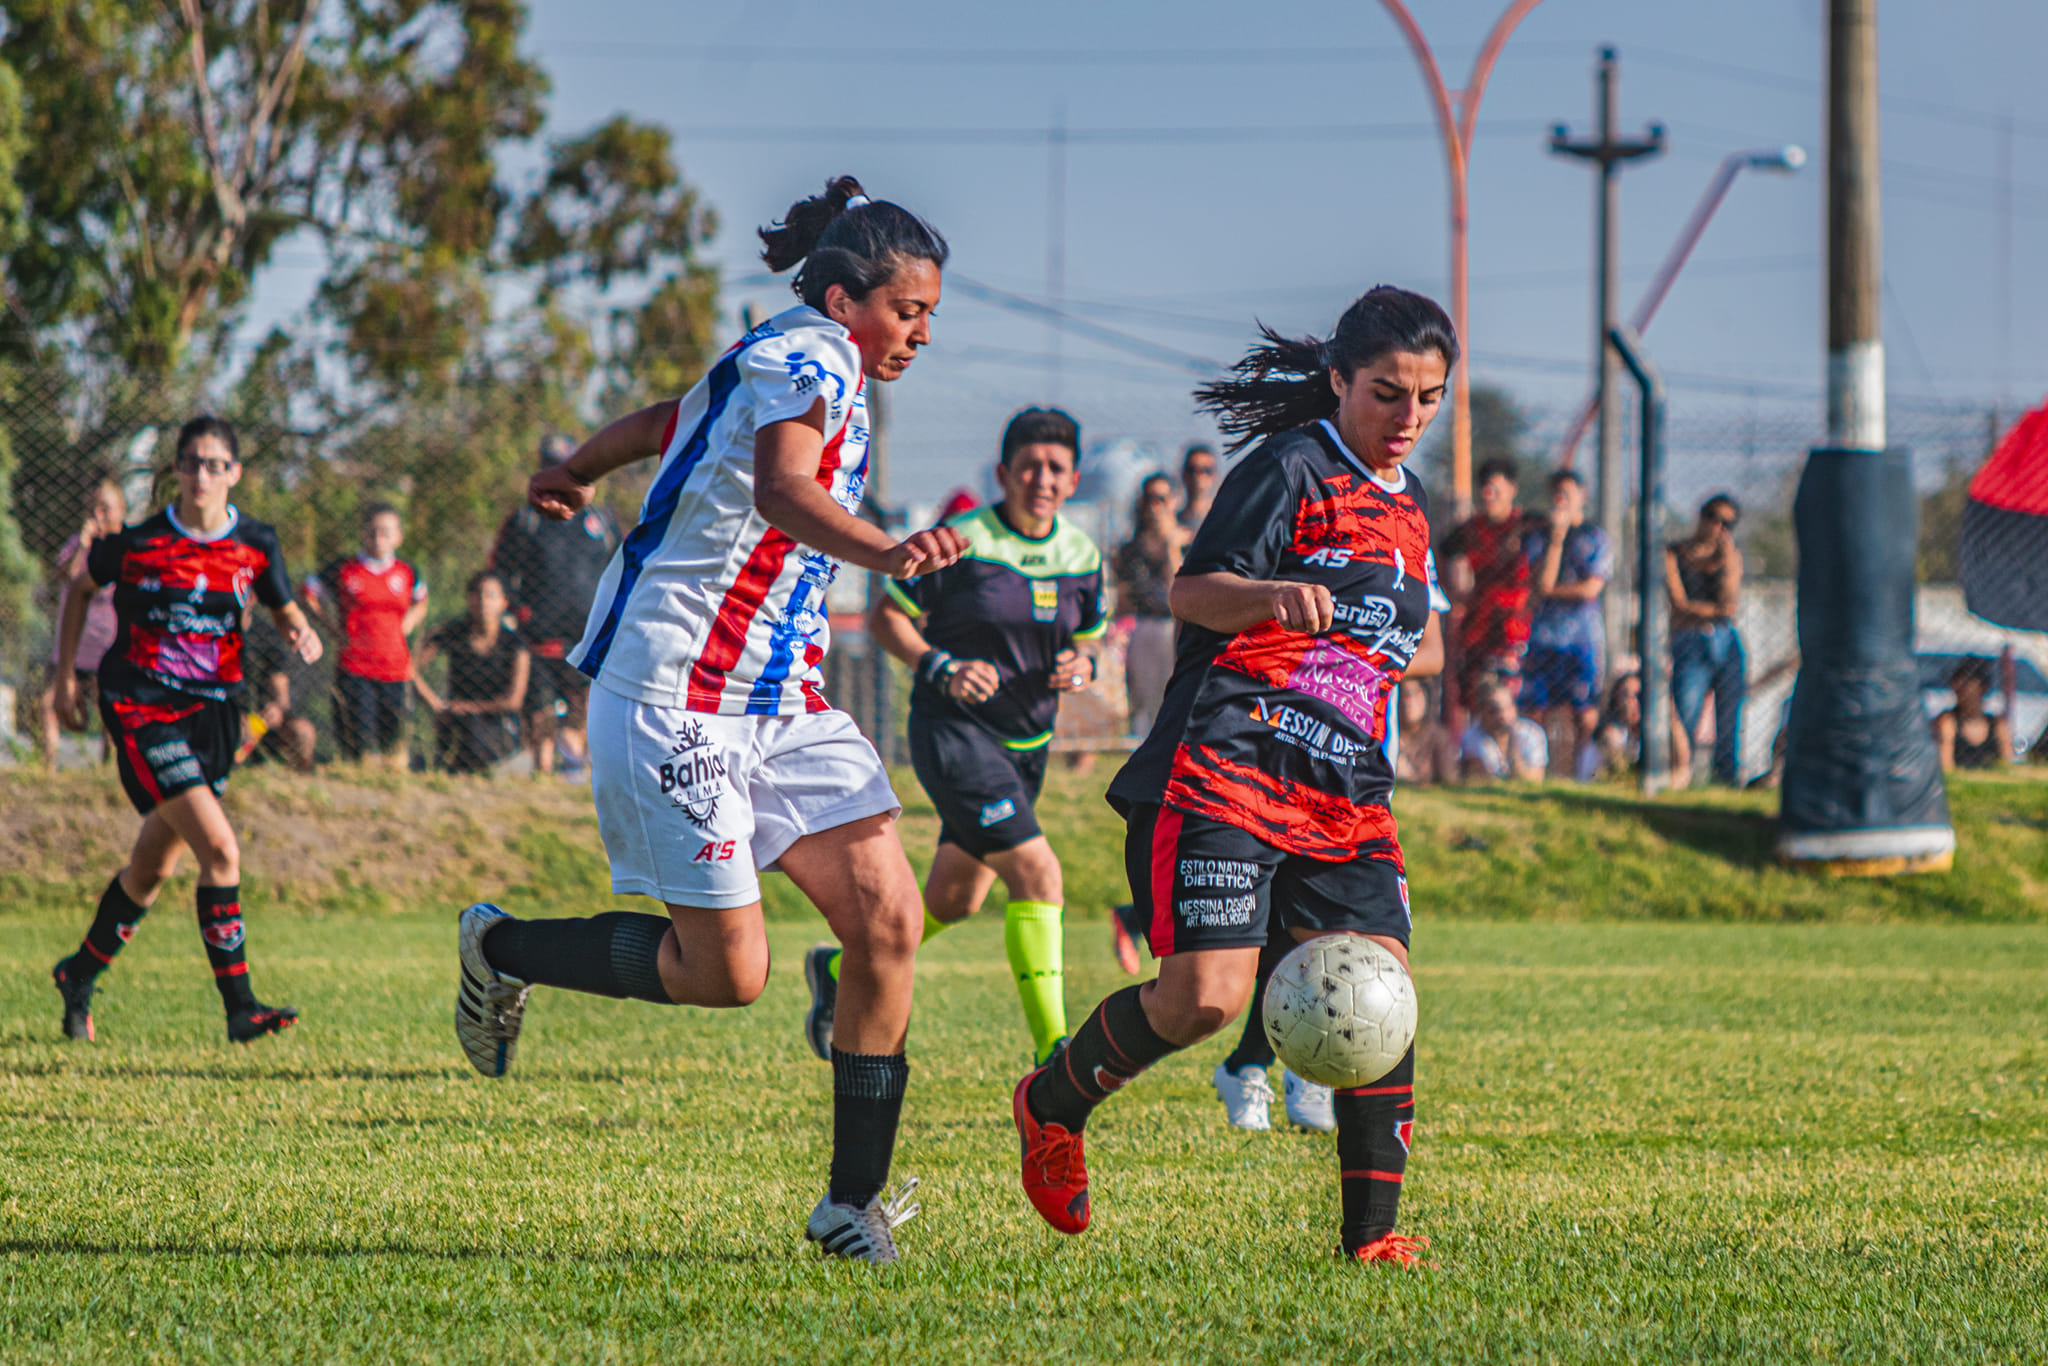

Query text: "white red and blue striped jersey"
[570, 305, 871, 714]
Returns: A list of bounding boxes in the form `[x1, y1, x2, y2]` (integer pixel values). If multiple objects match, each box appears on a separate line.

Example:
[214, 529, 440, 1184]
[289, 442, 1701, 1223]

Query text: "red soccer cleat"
[1109, 906, 1142, 976]
[1013, 1066, 1090, 1234]
[1343, 1232, 1434, 1268]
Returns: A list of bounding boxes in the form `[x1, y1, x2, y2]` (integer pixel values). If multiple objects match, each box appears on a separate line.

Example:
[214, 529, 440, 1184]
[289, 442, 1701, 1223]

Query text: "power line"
[540, 39, 1591, 67]
[661, 119, 1549, 146]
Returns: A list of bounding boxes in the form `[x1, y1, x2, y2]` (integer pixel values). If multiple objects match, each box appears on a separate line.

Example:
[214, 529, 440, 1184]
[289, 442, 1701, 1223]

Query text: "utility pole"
[1778, 0, 1953, 873]
[1826, 10, 1882, 450]
[1046, 101, 1067, 404]
[1551, 47, 1663, 667]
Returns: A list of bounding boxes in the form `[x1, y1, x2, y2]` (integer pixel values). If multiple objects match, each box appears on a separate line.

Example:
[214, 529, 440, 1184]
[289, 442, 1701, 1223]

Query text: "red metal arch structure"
[1376, 0, 1547, 515]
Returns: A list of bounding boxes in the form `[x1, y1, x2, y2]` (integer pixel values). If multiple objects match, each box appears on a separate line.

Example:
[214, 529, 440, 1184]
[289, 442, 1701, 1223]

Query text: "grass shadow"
[0, 1237, 769, 1265]
[1533, 789, 1780, 869]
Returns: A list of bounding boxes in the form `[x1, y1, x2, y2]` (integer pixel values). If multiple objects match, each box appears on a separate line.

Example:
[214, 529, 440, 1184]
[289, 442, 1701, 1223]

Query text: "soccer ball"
[1261, 934, 1417, 1088]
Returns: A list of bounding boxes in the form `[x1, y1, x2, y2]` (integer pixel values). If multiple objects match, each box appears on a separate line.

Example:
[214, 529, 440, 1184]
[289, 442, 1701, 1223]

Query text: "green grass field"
[3, 769, 2046, 1362]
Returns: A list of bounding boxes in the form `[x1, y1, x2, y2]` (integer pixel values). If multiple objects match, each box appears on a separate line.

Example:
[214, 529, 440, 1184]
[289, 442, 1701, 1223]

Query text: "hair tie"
[843, 195, 871, 210]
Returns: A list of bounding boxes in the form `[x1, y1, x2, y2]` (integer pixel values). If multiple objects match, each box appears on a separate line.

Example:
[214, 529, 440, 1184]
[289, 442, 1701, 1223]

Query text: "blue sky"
[248, 0, 2048, 502]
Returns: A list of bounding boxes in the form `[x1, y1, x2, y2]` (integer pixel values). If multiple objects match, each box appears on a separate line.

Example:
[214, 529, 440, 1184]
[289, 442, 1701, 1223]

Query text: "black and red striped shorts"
[1123, 802, 1410, 957]
[99, 687, 239, 815]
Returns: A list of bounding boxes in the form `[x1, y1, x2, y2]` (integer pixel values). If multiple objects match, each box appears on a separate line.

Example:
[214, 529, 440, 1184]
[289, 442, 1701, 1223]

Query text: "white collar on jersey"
[357, 552, 398, 573]
[166, 503, 240, 543]
[1318, 419, 1408, 493]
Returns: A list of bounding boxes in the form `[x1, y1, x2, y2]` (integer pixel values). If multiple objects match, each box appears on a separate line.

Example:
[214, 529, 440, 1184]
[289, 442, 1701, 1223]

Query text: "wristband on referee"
[916, 649, 958, 687]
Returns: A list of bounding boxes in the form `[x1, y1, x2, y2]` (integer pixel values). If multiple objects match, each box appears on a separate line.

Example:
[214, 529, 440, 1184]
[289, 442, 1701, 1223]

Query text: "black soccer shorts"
[1123, 802, 1411, 957]
[101, 687, 238, 816]
[908, 713, 1049, 860]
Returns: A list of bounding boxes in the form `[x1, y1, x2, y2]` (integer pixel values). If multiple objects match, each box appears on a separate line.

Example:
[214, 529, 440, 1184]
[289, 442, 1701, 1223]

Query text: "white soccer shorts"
[587, 686, 901, 908]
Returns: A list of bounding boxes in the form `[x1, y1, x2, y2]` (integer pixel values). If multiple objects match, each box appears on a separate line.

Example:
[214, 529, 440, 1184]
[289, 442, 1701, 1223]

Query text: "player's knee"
[1145, 983, 1245, 1046]
[843, 897, 923, 964]
[1003, 843, 1063, 903]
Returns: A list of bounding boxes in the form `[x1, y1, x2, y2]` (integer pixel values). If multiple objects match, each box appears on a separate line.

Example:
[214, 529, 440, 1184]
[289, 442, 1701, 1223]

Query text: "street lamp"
[1377, 0, 1547, 515]
[1555, 145, 1806, 467]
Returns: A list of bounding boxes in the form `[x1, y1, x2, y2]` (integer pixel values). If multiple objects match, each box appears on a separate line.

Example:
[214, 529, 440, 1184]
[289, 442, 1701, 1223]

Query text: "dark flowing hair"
[758, 175, 950, 312]
[1194, 286, 1459, 451]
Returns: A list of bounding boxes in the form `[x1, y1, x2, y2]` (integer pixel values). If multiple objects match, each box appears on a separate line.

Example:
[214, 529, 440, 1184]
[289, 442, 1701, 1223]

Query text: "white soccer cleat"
[804, 1178, 920, 1264]
[1284, 1068, 1337, 1132]
[456, 902, 532, 1078]
[1213, 1061, 1274, 1131]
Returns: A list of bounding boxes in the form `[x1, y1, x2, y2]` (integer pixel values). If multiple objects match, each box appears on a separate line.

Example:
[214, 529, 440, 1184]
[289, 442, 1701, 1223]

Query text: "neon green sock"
[1004, 900, 1067, 1064]
[827, 909, 955, 981]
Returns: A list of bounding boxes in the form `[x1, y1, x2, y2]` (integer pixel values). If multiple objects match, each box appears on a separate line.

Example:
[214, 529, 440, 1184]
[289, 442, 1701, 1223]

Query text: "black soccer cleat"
[226, 1002, 299, 1044]
[52, 960, 96, 1042]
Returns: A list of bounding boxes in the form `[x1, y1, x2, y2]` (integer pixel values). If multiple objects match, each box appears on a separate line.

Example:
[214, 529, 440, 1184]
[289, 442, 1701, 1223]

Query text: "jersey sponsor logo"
[691, 840, 739, 863]
[1091, 1063, 1131, 1095]
[144, 739, 194, 768]
[1284, 639, 1391, 732]
[1020, 552, 1047, 566]
[1031, 581, 1059, 622]
[659, 719, 728, 828]
[1177, 857, 1259, 890]
[978, 798, 1017, 827]
[1394, 1117, 1414, 1153]
[1250, 696, 1367, 766]
[1177, 893, 1255, 927]
[782, 350, 846, 416]
[1302, 546, 1354, 567]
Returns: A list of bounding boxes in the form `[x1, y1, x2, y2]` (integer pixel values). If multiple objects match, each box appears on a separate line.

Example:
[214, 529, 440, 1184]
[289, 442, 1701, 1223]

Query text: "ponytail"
[757, 175, 949, 311]
[1195, 285, 1459, 452]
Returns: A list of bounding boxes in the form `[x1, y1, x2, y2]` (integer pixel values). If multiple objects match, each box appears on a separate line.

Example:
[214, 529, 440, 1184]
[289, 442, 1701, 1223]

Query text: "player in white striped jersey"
[450, 177, 963, 1265]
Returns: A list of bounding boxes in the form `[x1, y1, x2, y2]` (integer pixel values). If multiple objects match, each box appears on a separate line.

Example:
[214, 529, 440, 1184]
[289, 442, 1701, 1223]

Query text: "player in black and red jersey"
[49, 416, 322, 1044]
[1011, 287, 1452, 1266]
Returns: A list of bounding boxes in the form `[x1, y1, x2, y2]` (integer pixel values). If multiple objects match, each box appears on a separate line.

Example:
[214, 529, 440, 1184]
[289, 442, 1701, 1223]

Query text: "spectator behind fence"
[1114, 472, 1189, 736]
[38, 480, 126, 770]
[492, 434, 620, 778]
[1522, 470, 1613, 778]
[1460, 680, 1548, 782]
[1441, 456, 1536, 712]
[1588, 671, 1644, 780]
[1394, 680, 1457, 787]
[1666, 493, 1748, 785]
[412, 570, 530, 775]
[238, 609, 319, 771]
[1177, 442, 1220, 533]
[1934, 657, 2011, 771]
[304, 502, 428, 767]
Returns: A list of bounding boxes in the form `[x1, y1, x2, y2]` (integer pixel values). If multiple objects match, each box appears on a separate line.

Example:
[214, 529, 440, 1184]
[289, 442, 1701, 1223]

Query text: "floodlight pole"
[1556, 146, 1805, 468]
[1377, 0, 1545, 517]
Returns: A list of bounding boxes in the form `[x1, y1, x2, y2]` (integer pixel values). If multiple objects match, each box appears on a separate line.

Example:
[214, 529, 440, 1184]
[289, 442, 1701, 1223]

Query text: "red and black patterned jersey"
[87, 507, 294, 701]
[307, 554, 427, 682]
[1108, 422, 1439, 860]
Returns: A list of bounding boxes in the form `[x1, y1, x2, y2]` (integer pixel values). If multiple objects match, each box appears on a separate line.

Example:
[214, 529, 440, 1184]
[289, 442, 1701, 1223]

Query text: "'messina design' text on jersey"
[1109, 421, 1440, 859]
[570, 306, 870, 714]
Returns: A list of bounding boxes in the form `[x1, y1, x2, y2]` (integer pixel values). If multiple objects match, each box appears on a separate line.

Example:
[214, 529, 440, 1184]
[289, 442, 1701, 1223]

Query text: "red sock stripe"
[1337, 1083, 1414, 1097]
[1341, 1169, 1405, 1183]
[212, 962, 249, 978]
[82, 941, 114, 965]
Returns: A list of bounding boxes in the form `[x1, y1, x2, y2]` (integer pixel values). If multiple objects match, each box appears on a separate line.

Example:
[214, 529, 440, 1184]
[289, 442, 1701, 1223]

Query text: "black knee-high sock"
[829, 1049, 909, 1208]
[1335, 1044, 1416, 1251]
[1027, 985, 1180, 1132]
[482, 912, 673, 1003]
[196, 884, 256, 1013]
[1222, 934, 1294, 1073]
[66, 874, 150, 980]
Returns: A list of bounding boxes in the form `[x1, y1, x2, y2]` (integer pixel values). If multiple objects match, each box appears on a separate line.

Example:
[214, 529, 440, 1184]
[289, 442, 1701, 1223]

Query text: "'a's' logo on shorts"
[1397, 875, 1411, 920]
[979, 799, 1016, 827]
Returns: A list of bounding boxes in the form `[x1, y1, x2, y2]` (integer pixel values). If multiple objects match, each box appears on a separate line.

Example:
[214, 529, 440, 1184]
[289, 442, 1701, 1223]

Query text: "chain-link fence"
[3, 359, 2039, 787]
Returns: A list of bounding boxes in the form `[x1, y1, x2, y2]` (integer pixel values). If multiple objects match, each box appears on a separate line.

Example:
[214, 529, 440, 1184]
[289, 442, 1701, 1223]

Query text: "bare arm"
[1716, 547, 1744, 620]
[866, 591, 1002, 704]
[1933, 712, 1957, 772]
[1405, 612, 1445, 681]
[401, 592, 431, 638]
[1170, 571, 1333, 636]
[1444, 552, 1475, 606]
[411, 640, 447, 713]
[529, 401, 680, 519]
[270, 602, 323, 665]
[51, 570, 98, 728]
[501, 649, 530, 716]
[755, 406, 964, 577]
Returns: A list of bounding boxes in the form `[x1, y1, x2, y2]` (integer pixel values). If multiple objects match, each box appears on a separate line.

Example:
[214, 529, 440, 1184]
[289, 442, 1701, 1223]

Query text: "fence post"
[1611, 324, 1670, 792]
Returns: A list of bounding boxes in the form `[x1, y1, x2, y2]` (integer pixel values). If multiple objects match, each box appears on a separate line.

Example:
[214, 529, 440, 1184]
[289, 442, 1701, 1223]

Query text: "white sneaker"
[1284, 1068, 1337, 1132]
[804, 1178, 920, 1264]
[1213, 1061, 1274, 1131]
[456, 902, 531, 1078]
